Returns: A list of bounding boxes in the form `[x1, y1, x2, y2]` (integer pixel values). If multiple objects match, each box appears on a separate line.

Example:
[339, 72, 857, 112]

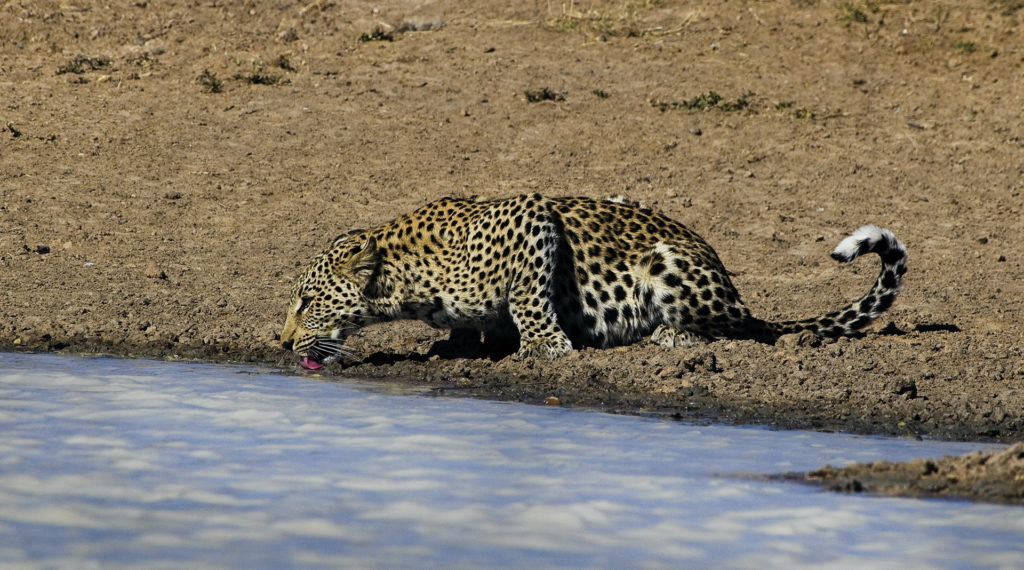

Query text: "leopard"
[280, 193, 907, 369]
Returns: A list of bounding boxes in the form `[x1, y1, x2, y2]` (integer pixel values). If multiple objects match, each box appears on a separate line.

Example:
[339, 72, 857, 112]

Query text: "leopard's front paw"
[513, 336, 573, 360]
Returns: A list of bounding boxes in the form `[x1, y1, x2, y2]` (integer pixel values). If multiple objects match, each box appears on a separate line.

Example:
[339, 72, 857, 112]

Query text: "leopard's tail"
[755, 225, 908, 341]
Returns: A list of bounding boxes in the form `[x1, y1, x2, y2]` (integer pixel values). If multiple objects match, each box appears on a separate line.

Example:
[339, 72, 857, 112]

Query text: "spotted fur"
[281, 194, 907, 366]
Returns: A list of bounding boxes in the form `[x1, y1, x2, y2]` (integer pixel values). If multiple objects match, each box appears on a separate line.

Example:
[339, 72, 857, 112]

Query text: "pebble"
[145, 261, 167, 280]
[776, 330, 820, 350]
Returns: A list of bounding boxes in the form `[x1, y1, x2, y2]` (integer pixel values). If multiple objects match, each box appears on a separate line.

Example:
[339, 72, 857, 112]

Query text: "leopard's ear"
[331, 228, 364, 247]
[348, 237, 380, 283]
[347, 237, 396, 299]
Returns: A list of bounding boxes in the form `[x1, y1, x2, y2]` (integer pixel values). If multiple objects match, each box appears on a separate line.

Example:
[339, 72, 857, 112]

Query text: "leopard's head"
[281, 233, 384, 370]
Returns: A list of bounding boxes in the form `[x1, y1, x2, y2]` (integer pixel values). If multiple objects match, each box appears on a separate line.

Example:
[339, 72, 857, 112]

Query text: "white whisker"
[311, 337, 359, 363]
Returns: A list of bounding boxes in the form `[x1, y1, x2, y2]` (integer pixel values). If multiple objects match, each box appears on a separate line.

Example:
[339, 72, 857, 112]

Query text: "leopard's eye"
[297, 296, 313, 314]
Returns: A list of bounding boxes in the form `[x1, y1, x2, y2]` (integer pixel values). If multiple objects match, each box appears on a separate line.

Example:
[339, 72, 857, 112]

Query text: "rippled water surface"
[1, 353, 1021, 568]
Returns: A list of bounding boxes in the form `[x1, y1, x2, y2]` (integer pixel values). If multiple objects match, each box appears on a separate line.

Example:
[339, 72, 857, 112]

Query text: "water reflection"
[0, 354, 1020, 567]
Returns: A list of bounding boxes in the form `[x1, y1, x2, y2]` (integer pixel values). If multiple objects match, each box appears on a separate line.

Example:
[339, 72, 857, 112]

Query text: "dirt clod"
[145, 261, 167, 280]
[776, 331, 820, 350]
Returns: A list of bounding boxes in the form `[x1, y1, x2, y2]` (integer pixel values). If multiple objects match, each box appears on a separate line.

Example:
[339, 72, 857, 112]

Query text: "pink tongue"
[300, 357, 324, 371]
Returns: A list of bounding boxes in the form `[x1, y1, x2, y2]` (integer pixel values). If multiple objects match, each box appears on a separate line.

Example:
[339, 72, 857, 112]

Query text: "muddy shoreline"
[4, 329, 1020, 445]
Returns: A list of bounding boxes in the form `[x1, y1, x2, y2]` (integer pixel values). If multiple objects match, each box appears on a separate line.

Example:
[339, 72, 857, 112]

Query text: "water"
[0, 354, 1021, 568]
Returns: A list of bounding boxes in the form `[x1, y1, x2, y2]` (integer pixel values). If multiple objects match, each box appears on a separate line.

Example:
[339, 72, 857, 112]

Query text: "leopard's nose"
[281, 339, 294, 351]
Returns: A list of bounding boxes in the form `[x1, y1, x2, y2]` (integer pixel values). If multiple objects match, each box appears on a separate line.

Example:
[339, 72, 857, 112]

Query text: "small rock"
[145, 261, 167, 279]
[278, 28, 299, 42]
[777, 330, 820, 350]
[544, 396, 561, 406]
[830, 388, 852, 402]
[35, 244, 50, 254]
[890, 379, 918, 400]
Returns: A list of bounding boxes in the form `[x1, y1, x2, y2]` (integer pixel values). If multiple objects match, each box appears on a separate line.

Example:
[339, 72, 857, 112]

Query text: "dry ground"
[2, 0, 1023, 500]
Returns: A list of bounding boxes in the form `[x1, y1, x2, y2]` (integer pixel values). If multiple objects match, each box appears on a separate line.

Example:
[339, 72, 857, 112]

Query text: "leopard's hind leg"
[649, 325, 707, 347]
[639, 242, 753, 346]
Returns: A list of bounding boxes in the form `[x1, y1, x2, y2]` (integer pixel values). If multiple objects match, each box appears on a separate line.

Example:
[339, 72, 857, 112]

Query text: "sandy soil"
[2, 0, 1022, 501]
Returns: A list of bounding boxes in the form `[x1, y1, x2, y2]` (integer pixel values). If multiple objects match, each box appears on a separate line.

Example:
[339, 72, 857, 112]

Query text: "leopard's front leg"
[507, 212, 572, 360]
[508, 292, 573, 359]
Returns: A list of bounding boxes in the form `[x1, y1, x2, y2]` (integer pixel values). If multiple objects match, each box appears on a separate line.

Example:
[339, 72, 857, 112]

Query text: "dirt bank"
[2, 0, 1023, 501]
[793, 442, 1024, 505]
